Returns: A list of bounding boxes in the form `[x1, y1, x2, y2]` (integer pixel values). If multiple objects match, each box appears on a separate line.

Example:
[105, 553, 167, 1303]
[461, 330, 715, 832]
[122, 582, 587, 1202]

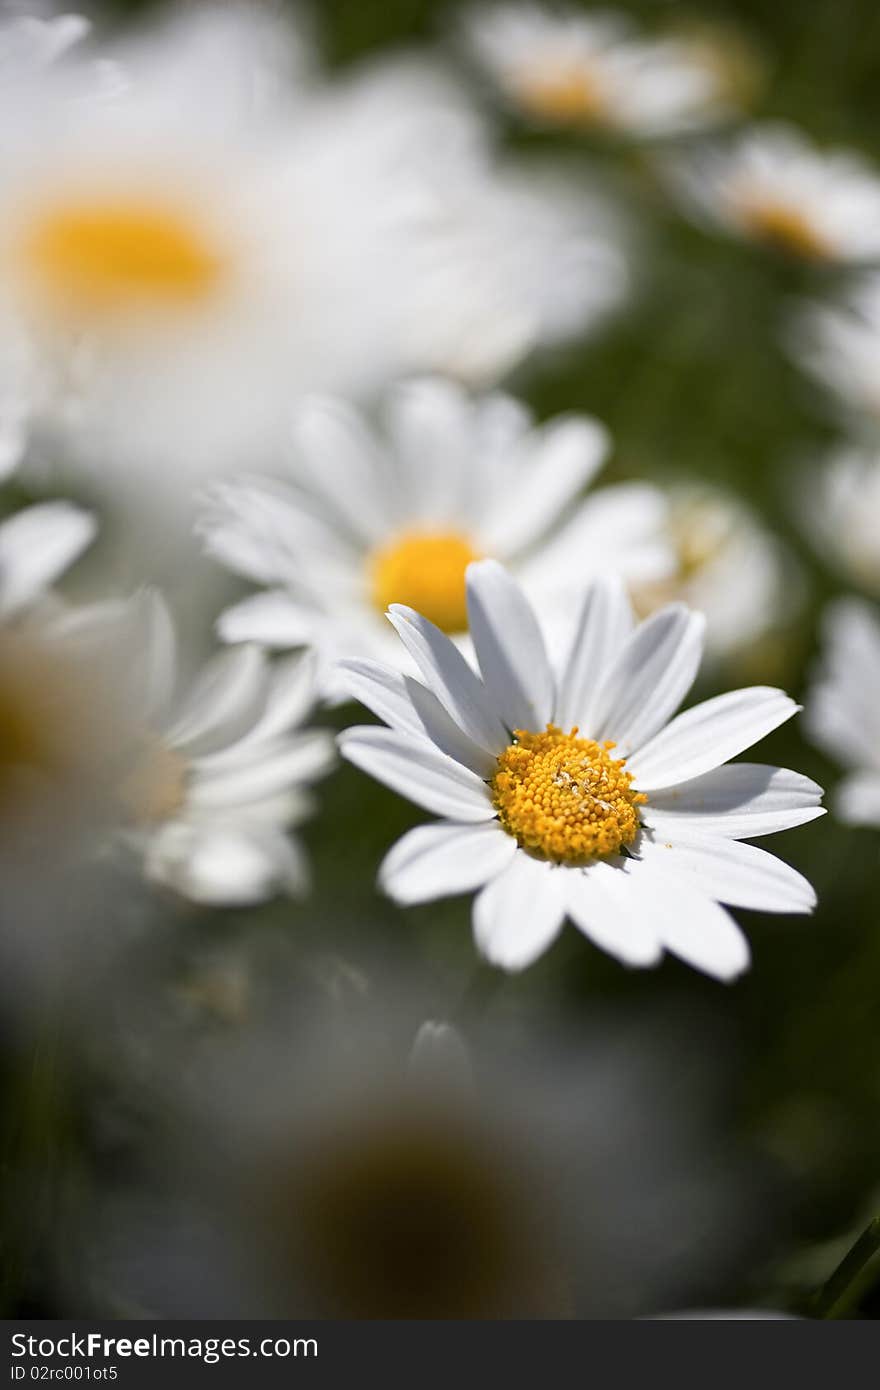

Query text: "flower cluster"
[2, 0, 879, 1323]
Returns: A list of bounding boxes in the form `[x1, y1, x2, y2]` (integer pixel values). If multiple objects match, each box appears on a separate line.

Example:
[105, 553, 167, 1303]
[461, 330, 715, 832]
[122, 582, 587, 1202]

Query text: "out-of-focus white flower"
[631, 483, 799, 662]
[53, 592, 335, 904]
[0, 499, 96, 620]
[798, 450, 880, 595]
[339, 560, 822, 978]
[199, 377, 671, 698]
[0, 7, 624, 509]
[806, 598, 880, 829]
[670, 124, 880, 262]
[0, 9, 91, 80]
[789, 276, 880, 426]
[463, 4, 734, 137]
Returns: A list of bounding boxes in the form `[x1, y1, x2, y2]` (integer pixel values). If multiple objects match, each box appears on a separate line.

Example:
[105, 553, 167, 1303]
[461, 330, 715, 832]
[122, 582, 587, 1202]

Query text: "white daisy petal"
[479, 415, 610, 557]
[292, 396, 390, 544]
[472, 852, 566, 971]
[405, 677, 499, 778]
[636, 831, 816, 914]
[339, 726, 495, 822]
[0, 501, 96, 618]
[337, 658, 426, 737]
[466, 558, 554, 733]
[379, 820, 517, 904]
[591, 604, 705, 754]
[629, 687, 800, 791]
[237, 651, 319, 747]
[555, 574, 634, 731]
[138, 589, 178, 723]
[565, 861, 662, 966]
[386, 604, 507, 752]
[642, 763, 825, 838]
[166, 645, 268, 755]
[192, 731, 336, 805]
[146, 821, 308, 907]
[620, 858, 751, 981]
[836, 771, 880, 826]
[217, 590, 318, 648]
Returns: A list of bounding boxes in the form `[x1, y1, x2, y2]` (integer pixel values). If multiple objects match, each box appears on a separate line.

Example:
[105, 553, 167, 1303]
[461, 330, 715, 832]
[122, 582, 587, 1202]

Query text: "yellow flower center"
[370, 531, 481, 634]
[18, 196, 224, 317]
[739, 198, 831, 260]
[491, 724, 646, 864]
[512, 65, 607, 125]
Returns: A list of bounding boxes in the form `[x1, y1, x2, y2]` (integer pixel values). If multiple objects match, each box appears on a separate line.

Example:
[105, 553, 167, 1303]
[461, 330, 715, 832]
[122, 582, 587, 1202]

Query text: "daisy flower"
[789, 275, 880, 426]
[0, 8, 622, 503]
[631, 483, 799, 663]
[806, 598, 880, 829]
[55, 591, 335, 905]
[463, 4, 734, 138]
[339, 561, 822, 978]
[670, 123, 880, 263]
[199, 377, 671, 698]
[798, 449, 880, 596]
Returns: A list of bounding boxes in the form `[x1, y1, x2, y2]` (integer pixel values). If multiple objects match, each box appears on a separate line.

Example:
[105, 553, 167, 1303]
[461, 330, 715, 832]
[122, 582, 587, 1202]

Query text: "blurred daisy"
[339, 561, 822, 978]
[0, 499, 96, 621]
[200, 378, 671, 698]
[0, 7, 623, 509]
[790, 275, 880, 426]
[631, 483, 799, 662]
[464, 4, 733, 138]
[806, 599, 880, 829]
[670, 124, 880, 262]
[56, 592, 335, 905]
[798, 450, 880, 595]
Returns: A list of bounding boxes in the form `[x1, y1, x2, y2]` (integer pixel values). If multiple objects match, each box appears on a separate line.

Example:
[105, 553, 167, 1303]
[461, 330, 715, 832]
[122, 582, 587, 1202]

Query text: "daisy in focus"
[338, 560, 823, 978]
[463, 4, 734, 138]
[798, 450, 880, 596]
[631, 483, 799, 665]
[200, 377, 671, 698]
[806, 599, 880, 829]
[53, 592, 335, 905]
[670, 124, 880, 263]
[790, 276, 880, 426]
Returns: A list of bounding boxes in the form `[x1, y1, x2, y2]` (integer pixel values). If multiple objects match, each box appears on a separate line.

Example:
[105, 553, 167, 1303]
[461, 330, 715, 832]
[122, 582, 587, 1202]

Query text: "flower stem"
[811, 1217, 880, 1319]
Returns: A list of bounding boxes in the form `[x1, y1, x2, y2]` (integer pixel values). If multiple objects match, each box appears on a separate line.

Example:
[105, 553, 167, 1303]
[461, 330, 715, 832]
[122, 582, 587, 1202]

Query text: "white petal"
[472, 853, 566, 971]
[591, 604, 705, 754]
[642, 762, 824, 838]
[479, 415, 609, 556]
[836, 771, 880, 826]
[138, 589, 178, 723]
[166, 646, 268, 755]
[339, 726, 495, 822]
[387, 605, 506, 752]
[292, 396, 389, 543]
[217, 590, 317, 647]
[466, 559, 554, 732]
[379, 820, 517, 903]
[405, 677, 499, 777]
[564, 861, 662, 966]
[555, 574, 634, 731]
[146, 821, 308, 906]
[337, 658, 425, 737]
[629, 688, 800, 791]
[0, 502, 96, 617]
[635, 831, 816, 913]
[620, 858, 751, 981]
[236, 651, 319, 745]
[192, 732, 335, 805]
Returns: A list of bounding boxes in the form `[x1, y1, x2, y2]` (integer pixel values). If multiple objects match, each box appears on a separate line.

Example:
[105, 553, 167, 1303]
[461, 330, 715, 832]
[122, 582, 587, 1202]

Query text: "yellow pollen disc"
[491, 724, 646, 864]
[19, 197, 224, 315]
[740, 198, 831, 260]
[118, 740, 187, 825]
[512, 65, 607, 125]
[369, 531, 481, 634]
